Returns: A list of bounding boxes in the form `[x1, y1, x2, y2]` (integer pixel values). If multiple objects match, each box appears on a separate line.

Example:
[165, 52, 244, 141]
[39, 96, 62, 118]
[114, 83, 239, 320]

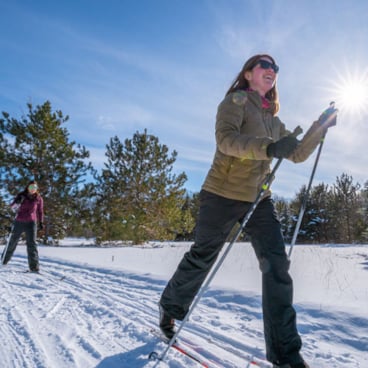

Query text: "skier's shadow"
[94, 344, 151, 368]
[94, 342, 184, 368]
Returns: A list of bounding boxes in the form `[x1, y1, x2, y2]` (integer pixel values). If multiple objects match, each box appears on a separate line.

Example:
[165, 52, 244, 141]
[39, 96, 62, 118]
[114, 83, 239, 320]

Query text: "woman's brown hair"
[226, 54, 280, 115]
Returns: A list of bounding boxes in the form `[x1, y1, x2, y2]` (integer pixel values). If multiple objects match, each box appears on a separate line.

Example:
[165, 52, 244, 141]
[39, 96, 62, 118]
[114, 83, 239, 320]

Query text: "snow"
[1, 239, 367, 368]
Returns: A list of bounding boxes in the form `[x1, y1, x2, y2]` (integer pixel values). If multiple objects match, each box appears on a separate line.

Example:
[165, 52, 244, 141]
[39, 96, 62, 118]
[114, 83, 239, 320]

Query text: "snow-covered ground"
[0, 239, 367, 368]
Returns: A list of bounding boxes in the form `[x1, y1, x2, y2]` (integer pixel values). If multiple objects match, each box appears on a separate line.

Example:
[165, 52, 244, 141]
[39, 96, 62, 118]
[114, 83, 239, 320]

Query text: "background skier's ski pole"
[1, 201, 22, 265]
[288, 102, 337, 258]
[153, 126, 303, 365]
[1, 221, 14, 265]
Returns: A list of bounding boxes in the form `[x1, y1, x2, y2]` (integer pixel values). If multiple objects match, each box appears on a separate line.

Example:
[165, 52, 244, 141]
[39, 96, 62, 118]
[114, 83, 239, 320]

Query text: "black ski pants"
[2, 220, 39, 271]
[160, 190, 303, 365]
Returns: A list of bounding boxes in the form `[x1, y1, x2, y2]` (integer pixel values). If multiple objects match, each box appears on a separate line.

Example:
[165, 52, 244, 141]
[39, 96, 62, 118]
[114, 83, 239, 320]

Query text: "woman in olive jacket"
[159, 54, 337, 368]
[1, 180, 44, 272]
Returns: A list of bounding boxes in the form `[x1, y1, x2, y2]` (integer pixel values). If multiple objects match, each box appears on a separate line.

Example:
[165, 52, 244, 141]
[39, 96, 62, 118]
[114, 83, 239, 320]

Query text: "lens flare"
[326, 66, 368, 117]
[336, 78, 368, 112]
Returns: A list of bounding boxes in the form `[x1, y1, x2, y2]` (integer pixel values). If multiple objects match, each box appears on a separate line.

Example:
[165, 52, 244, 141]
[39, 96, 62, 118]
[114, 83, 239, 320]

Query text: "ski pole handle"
[290, 125, 303, 138]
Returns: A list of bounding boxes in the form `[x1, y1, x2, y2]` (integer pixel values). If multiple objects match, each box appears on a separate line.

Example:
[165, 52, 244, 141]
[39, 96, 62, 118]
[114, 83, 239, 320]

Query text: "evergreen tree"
[0, 194, 13, 239]
[289, 185, 309, 243]
[302, 183, 331, 243]
[175, 192, 200, 240]
[93, 129, 194, 244]
[273, 195, 294, 243]
[0, 101, 95, 243]
[289, 183, 331, 244]
[359, 181, 368, 242]
[330, 174, 361, 243]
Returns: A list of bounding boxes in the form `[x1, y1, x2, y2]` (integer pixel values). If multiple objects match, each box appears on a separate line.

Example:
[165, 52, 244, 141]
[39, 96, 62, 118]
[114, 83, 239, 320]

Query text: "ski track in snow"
[0, 252, 367, 368]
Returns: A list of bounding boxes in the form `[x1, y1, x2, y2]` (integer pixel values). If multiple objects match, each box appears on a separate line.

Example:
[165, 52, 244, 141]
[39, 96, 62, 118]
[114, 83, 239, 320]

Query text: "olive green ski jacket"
[202, 90, 328, 202]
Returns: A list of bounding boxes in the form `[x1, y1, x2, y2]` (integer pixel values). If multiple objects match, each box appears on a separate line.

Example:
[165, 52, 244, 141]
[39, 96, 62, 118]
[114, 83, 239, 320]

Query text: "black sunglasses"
[257, 59, 279, 73]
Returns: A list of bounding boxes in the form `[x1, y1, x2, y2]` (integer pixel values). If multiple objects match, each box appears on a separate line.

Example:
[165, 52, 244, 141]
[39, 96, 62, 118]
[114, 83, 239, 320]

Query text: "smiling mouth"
[264, 75, 274, 82]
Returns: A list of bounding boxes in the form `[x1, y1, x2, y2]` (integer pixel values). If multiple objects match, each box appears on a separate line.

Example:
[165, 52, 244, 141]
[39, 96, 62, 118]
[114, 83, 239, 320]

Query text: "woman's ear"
[244, 70, 252, 81]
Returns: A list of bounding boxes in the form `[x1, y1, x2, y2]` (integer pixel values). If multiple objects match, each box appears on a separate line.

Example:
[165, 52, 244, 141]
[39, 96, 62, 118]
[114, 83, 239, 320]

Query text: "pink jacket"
[11, 193, 44, 223]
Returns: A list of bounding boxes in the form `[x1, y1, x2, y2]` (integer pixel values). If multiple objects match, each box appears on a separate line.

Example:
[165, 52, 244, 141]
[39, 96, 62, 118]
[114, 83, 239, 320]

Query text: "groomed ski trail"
[0, 254, 270, 368]
[0, 255, 163, 368]
[0, 249, 367, 368]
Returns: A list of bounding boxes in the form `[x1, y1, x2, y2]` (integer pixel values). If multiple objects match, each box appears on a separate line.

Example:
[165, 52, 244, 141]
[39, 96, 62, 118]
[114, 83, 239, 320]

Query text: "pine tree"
[359, 181, 368, 242]
[93, 129, 194, 244]
[330, 174, 361, 243]
[289, 185, 309, 243]
[0, 194, 13, 239]
[303, 183, 331, 243]
[0, 101, 95, 243]
[273, 195, 294, 243]
[175, 192, 200, 240]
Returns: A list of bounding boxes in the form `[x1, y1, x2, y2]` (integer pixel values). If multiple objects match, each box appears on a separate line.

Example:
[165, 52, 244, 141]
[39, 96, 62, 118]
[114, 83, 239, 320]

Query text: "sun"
[327, 66, 368, 116]
[335, 76, 368, 114]
[337, 80, 367, 110]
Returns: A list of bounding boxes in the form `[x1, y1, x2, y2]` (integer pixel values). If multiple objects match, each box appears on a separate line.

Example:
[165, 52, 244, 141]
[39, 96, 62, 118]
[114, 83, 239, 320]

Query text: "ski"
[23, 270, 41, 274]
[149, 328, 267, 367]
[149, 328, 218, 367]
[21, 269, 66, 281]
[191, 328, 271, 367]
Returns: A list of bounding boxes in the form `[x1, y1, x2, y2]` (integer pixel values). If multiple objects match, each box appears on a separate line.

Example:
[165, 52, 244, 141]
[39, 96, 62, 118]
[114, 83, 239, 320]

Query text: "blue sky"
[1, 0, 368, 198]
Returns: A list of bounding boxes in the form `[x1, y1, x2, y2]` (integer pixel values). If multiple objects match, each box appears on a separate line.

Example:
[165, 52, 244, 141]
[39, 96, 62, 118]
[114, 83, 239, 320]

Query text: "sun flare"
[327, 67, 368, 116]
[335, 78, 368, 114]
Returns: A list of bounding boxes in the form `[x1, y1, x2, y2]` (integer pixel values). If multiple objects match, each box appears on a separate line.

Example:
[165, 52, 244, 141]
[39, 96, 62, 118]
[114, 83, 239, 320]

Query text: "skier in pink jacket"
[2, 180, 44, 272]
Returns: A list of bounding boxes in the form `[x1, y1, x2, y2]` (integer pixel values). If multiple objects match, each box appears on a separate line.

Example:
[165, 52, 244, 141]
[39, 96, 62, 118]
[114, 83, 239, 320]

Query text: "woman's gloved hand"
[266, 136, 299, 159]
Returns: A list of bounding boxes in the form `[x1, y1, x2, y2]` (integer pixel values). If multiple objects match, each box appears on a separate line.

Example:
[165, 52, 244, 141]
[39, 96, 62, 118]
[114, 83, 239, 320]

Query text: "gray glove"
[267, 136, 299, 159]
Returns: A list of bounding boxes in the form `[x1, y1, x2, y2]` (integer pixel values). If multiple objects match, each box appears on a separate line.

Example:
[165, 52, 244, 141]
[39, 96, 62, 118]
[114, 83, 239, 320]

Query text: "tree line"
[1, 101, 367, 245]
[274, 174, 368, 244]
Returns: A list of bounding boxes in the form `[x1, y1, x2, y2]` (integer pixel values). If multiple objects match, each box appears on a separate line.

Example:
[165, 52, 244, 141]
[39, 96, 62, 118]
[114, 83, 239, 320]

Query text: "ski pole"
[287, 133, 326, 258]
[1, 201, 22, 265]
[154, 126, 303, 365]
[288, 102, 336, 258]
[1, 222, 14, 265]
